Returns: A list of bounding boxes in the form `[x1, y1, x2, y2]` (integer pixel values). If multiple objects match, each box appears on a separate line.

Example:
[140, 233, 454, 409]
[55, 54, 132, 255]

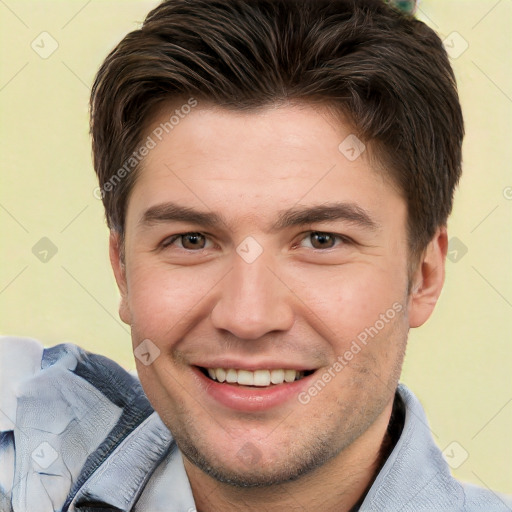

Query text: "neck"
[184, 396, 399, 512]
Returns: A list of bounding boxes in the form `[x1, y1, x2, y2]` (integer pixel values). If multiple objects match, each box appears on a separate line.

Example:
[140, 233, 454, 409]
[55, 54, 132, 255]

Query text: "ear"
[408, 226, 448, 328]
[109, 231, 132, 325]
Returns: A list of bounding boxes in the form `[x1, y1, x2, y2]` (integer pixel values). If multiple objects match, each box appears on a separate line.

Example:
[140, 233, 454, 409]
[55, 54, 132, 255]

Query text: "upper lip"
[193, 360, 317, 372]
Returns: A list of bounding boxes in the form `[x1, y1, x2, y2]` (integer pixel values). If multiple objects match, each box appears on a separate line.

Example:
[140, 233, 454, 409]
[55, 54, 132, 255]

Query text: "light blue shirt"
[1, 337, 510, 511]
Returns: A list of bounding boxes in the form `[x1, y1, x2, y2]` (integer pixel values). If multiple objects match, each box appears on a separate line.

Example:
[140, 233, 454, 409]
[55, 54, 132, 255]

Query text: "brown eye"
[309, 232, 337, 249]
[180, 233, 206, 250]
[162, 232, 211, 251]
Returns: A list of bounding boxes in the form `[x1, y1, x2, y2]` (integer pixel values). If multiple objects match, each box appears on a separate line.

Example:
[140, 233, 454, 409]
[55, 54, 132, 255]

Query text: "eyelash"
[159, 231, 353, 252]
[296, 232, 353, 250]
[160, 233, 214, 250]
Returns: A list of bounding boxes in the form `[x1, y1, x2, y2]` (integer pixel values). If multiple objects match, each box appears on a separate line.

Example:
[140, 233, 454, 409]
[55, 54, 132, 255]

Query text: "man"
[1, 0, 510, 510]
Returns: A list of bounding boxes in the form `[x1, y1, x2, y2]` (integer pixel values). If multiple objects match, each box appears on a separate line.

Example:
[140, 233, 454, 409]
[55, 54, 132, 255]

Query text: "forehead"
[127, 101, 403, 229]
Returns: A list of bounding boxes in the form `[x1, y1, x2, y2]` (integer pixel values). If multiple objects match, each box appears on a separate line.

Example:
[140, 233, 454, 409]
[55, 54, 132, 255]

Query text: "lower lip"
[192, 367, 317, 412]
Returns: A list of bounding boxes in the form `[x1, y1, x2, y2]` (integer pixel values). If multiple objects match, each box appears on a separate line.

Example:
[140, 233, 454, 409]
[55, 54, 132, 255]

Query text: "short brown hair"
[90, 0, 464, 258]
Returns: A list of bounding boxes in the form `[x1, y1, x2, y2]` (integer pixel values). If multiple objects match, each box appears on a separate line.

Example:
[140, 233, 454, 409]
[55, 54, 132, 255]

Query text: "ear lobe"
[408, 227, 448, 328]
[109, 231, 131, 325]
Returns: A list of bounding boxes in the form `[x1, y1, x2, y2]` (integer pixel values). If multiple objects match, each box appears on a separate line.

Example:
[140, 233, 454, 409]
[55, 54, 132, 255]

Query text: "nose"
[210, 251, 295, 340]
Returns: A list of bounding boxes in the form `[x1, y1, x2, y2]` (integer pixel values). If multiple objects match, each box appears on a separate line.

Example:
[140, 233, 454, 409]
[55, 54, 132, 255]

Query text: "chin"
[176, 423, 343, 489]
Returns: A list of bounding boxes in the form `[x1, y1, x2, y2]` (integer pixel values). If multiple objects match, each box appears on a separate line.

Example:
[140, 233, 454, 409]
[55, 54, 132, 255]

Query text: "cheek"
[287, 263, 407, 342]
[126, 262, 216, 337]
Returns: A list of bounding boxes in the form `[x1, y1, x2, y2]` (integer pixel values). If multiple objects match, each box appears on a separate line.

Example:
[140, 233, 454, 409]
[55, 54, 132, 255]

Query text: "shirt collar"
[69, 384, 464, 512]
[68, 412, 187, 511]
[359, 383, 464, 511]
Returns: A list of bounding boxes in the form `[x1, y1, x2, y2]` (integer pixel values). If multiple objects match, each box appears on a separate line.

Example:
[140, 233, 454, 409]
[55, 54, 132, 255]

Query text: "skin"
[110, 101, 447, 511]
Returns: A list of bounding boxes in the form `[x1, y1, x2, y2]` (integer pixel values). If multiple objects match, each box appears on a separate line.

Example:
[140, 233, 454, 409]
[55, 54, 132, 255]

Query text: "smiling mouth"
[197, 367, 315, 386]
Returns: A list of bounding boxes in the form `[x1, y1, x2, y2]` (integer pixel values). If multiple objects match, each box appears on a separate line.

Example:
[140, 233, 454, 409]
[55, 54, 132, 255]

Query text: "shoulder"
[397, 385, 512, 511]
[398, 384, 512, 511]
[0, 336, 154, 512]
[460, 482, 512, 511]
[0, 335, 146, 427]
[0, 336, 45, 424]
[364, 384, 512, 512]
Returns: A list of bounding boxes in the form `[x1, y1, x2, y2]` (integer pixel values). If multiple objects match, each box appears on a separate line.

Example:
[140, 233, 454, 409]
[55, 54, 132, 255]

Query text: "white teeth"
[226, 368, 238, 383]
[284, 369, 296, 383]
[270, 369, 285, 384]
[215, 368, 226, 383]
[205, 367, 306, 386]
[253, 370, 271, 386]
[237, 370, 254, 386]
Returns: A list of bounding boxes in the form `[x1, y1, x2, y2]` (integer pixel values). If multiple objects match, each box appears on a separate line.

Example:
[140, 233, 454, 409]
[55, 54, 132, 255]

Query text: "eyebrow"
[140, 203, 224, 229]
[271, 203, 379, 232]
[139, 201, 380, 232]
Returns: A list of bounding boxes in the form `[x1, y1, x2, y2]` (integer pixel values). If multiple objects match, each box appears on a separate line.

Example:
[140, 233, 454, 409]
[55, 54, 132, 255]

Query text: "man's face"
[112, 102, 421, 486]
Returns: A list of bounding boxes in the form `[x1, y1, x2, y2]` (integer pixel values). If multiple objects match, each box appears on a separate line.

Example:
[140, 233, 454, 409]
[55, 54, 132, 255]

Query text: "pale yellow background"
[1, 0, 511, 495]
